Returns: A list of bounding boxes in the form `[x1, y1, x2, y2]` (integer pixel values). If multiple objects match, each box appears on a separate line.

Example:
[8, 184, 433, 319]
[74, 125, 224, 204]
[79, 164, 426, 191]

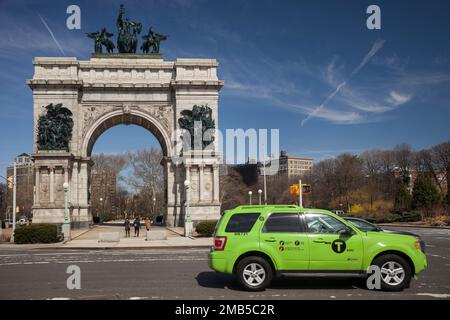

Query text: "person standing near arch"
[133, 217, 141, 237]
[124, 218, 131, 237]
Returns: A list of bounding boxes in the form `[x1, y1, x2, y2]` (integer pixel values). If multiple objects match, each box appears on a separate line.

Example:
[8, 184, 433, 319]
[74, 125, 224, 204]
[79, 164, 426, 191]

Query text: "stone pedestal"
[61, 223, 71, 241]
[184, 221, 193, 237]
[146, 229, 167, 240]
[31, 151, 92, 229]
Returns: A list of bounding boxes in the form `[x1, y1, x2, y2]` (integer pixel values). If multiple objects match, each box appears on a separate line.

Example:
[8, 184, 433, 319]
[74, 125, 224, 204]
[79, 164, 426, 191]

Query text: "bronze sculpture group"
[87, 4, 167, 54]
[37, 103, 74, 151]
[178, 105, 216, 150]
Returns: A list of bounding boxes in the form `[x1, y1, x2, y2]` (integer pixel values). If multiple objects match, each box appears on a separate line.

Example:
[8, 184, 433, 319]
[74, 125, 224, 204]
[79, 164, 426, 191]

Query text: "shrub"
[365, 211, 422, 224]
[195, 220, 217, 237]
[350, 204, 364, 214]
[93, 216, 100, 224]
[14, 224, 60, 244]
[99, 213, 113, 223]
[427, 215, 450, 227]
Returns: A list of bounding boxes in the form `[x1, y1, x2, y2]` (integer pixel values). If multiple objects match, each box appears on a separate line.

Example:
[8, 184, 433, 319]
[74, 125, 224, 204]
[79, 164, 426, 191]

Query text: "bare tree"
[91, 153, 128, 219]
[394, 143, 414, 182]
[125, 148, 164, 217]
[431, 141, 450, 204]
[361, 149, 384, 207]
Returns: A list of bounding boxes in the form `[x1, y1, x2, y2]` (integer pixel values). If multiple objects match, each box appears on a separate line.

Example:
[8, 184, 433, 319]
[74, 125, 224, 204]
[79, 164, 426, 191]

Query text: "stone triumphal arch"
[28, 55, 223, 227]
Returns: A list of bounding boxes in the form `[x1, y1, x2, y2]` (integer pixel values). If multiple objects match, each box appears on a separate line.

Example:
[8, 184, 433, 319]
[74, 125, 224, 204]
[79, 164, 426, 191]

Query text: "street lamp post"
[62, 182, 71, 240]
[184, 180, 193, 237]
[153, 197, 156, 216]
[258, 189, 262, 205]
[99, 197, 103, 219]
[11, 161, 16, 242]
[248, 191, 253, 205]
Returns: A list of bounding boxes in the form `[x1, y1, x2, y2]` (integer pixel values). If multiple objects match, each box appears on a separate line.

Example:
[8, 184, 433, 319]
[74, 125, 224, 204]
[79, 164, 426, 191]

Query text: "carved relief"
[54, 168, 65, 202]
[83, 105, 115, 135]
[40, 170, 50, 203]
[83, 104, 172, 137]
[136, 104, 172, 132]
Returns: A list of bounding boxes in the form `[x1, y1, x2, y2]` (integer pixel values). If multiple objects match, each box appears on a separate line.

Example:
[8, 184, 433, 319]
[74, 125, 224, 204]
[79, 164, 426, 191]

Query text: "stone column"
[49, 166, 54, 204]
[213, 164, 219, 202]
[185, 164, 191, 183]
[72, 161, 79, 206]
[199, 163, 204, 202]
[80, 162, 88, 206]
[35, 167, 40, 205]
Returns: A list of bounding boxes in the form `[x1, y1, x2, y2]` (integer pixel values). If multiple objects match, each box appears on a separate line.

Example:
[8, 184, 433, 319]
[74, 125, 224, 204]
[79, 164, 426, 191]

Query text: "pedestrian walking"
[133, 217, 141, 237]
[124, 218, 131, 237]
[144, 217, 152, 231]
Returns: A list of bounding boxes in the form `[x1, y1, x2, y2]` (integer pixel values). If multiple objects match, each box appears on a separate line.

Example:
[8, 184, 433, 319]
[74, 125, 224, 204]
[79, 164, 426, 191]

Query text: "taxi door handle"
[265, 238, 276, 242]
[313, 238, 325, 243]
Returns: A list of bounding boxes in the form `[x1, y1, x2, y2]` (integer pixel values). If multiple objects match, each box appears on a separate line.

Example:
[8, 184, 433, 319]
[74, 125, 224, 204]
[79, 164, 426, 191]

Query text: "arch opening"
[84, 111, 171, 159]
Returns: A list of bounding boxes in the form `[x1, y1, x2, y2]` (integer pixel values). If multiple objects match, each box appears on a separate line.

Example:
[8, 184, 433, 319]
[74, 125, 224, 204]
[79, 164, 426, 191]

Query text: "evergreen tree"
[394, 181, 411, 212]
[411, 174, 440, 215]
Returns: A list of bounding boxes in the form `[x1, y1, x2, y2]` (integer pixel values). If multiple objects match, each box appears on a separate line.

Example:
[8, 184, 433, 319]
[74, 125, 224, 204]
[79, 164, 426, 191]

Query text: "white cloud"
[301, 40, 386, 126]
[386, 91, 412, 106]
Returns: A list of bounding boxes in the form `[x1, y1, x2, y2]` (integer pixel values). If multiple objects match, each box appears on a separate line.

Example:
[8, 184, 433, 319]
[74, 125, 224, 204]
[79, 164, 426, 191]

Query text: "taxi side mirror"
[339, 226, 354, 235]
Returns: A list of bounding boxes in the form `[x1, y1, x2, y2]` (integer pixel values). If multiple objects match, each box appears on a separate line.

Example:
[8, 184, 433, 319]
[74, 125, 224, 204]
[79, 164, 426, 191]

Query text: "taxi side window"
[225, 213, 260, 233]
[263, 213, 303, 233]
[305, 213, 348, 234]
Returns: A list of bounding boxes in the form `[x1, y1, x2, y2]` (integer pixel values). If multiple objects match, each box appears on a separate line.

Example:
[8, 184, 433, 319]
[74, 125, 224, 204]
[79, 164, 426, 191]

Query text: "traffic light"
[302, 184, 311, 194]
[290, 183, 311, 195]
[290, 184, 299, 195]
[7, 176, 13, 189]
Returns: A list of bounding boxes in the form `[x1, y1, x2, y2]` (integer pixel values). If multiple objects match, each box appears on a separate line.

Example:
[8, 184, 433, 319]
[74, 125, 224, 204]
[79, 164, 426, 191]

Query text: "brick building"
[6, 153, 34, 220]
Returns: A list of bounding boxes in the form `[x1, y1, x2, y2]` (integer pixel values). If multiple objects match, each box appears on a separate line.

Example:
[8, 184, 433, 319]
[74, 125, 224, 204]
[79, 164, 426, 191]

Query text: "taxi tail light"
[214, 236, 227, 251]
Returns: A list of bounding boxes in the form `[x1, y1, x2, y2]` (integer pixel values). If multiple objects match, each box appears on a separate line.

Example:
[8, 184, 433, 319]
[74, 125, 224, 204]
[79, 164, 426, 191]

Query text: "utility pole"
[11, 161, 16, 242]
[262, 143, 267, 205]
[299, 179, 303, 208]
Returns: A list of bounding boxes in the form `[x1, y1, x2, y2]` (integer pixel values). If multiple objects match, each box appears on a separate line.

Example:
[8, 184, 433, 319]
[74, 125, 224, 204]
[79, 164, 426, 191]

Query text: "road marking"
[129, 296, 148, 300]
[416, 293, 450, 298]
[429, 254, 450, 261]
[0, 257, 208, 266]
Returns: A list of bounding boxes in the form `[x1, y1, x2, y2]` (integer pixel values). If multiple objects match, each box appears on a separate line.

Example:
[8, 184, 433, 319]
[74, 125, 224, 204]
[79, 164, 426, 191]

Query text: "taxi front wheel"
[236, 256, 273, 291]
[373, 254, 412, 291]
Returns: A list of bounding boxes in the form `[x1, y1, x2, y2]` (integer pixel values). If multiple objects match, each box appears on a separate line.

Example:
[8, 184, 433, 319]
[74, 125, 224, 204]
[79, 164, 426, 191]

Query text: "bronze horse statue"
[141, 27, 167, 54]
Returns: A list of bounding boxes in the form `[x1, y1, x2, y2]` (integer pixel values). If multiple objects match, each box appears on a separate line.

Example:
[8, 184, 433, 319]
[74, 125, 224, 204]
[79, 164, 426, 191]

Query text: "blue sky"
[1, 0, 449, 175]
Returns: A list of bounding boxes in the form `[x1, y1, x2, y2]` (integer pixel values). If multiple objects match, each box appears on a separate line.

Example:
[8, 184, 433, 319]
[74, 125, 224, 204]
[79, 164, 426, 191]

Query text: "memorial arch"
[28, 55, 223, 227]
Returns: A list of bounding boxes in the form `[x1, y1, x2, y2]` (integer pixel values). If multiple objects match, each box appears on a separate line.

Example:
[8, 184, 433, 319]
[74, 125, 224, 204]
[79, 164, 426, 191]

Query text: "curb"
[52, 245, 212, 250]
[378, 223, 450, 229]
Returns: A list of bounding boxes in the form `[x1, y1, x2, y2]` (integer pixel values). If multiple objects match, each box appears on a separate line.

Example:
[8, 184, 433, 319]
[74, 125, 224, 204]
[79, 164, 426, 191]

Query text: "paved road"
[0, 227, 449, 300]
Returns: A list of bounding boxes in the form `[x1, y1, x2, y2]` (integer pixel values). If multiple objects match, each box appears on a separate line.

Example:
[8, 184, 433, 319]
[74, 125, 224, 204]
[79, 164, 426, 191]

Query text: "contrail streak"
[38, 13, 66, 56]
[301, 39, 386, 126]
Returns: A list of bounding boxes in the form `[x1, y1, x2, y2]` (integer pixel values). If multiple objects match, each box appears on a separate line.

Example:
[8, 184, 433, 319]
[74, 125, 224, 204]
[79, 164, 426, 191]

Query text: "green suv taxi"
[209, 205, 427, 291]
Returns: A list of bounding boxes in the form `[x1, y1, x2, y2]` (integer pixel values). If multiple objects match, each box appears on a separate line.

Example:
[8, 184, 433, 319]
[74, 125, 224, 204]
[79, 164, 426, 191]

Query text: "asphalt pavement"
[0, 226, 449, 300]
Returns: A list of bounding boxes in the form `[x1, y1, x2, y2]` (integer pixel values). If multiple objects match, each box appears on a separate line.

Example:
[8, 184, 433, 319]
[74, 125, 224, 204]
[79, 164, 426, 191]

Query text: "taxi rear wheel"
[235, 256, 273, 291]
[373, 254, 412, 291]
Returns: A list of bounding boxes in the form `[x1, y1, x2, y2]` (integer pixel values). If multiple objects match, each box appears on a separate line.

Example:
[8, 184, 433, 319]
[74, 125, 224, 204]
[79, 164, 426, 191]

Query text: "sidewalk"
[0, 225, 213, 250]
